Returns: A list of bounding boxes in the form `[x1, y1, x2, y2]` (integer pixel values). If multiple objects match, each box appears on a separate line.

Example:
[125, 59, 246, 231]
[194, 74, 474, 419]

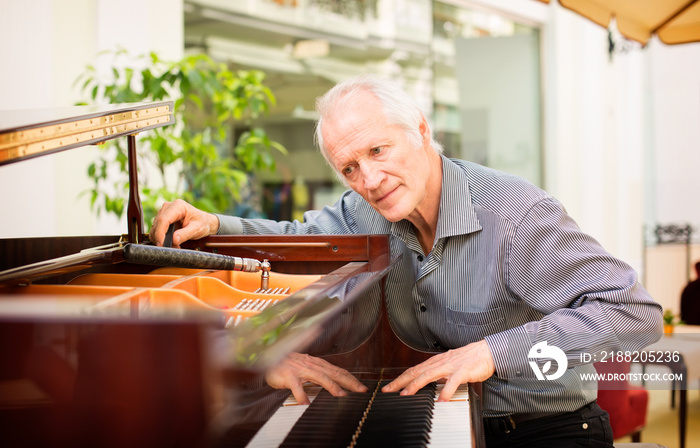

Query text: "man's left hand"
[382, 339, 496, 401]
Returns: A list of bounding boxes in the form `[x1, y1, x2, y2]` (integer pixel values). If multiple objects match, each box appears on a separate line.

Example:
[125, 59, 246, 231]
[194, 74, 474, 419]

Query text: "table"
[637, 327, 700, 448]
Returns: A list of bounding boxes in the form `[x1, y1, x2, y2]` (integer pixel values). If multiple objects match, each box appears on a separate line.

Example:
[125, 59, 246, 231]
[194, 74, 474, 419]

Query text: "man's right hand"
[265, 353, 368, 405]
[148, 199, 220, 247]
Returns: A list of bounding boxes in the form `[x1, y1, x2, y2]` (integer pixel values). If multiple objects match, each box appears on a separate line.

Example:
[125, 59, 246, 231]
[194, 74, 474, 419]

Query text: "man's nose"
[361, 162, 384, 190]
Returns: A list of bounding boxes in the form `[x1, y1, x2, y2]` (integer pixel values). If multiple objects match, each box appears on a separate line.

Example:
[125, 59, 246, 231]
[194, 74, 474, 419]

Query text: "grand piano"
[0, 102, 484, 447]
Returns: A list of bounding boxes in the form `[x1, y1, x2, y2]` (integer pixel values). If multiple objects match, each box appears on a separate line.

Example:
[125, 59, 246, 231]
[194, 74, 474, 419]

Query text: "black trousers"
[483, 401, 614, 448]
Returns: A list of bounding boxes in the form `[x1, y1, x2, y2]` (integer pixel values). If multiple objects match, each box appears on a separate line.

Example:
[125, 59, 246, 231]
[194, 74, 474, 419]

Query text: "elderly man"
[150, 75, 662, 447]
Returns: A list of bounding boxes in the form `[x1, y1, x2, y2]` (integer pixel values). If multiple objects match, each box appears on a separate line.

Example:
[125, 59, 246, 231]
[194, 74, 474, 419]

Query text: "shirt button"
[433, 341, 441, 348]
[419, 304, 427, 312]
[417, 255, 424, 262]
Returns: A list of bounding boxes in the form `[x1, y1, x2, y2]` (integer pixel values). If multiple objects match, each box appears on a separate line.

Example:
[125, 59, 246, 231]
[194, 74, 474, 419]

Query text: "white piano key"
[246, 405, 307, 448]
[247, 385, 321, 448]
[427, 401, 472, 446]
[428, 383, 471, 447]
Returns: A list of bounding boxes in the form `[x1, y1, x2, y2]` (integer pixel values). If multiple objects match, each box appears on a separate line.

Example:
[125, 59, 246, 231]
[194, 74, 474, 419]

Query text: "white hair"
[314, 75, 444, 171]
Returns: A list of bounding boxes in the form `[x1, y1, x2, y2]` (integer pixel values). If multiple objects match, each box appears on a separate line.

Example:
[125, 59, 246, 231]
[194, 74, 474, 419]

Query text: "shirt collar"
[390, 155, 481, 243]
[435, 156, 481, 239]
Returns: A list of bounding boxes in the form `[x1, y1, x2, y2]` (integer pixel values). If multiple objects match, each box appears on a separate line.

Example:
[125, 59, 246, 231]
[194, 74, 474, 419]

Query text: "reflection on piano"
[0, 104, 484, 447]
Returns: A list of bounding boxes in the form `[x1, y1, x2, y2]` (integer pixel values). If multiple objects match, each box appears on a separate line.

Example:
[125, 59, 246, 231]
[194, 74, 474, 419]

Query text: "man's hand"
[382, 339, 496, 402]
[265, 353, 368, 405]
[149, 199, 219, 247]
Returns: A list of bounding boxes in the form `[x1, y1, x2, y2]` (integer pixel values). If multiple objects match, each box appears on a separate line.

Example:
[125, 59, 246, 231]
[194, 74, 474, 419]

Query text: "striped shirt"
[217, 156, 663, 417]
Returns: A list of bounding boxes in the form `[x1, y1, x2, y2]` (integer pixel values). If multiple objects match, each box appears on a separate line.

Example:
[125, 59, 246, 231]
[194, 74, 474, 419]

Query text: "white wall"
[645, 40, 700, 229]
[1, 0, 68, 237]
[0, 0, 183, 237]
[541, 3, 649, 272]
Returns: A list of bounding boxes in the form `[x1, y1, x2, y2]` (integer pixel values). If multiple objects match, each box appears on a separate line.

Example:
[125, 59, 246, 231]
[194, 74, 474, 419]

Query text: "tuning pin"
[260, 259, 271, 290]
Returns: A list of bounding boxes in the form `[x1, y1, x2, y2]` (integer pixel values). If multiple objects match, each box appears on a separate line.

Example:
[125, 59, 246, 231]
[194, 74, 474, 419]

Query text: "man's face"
[322, 92, 434, 223]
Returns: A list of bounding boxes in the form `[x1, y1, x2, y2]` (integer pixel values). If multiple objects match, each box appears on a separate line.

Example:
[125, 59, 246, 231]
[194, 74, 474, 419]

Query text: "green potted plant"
[74, 49, 286, 225]
[663, 309, 683, 334]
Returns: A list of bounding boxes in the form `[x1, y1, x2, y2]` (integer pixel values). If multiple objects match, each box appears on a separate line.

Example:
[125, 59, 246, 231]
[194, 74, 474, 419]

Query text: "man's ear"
[419, 116, 431, 143]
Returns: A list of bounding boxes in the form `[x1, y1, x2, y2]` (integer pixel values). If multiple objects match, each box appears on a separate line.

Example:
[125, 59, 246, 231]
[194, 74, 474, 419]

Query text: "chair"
[680, 261, 700, 325]
[595, 360, 649, 442]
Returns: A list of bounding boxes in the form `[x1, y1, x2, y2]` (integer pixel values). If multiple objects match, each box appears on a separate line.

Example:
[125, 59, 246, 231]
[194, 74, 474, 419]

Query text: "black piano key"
[354, 386, 436, 447]
[279, 382, 438, 448]
[280, 393, 371, 447]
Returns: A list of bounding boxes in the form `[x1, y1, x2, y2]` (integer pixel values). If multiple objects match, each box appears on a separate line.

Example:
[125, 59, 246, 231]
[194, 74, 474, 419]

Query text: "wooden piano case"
[0, 104, 484, 447]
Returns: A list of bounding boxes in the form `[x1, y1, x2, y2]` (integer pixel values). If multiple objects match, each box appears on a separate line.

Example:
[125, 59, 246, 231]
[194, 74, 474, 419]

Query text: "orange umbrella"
[535, 0, 700, 45]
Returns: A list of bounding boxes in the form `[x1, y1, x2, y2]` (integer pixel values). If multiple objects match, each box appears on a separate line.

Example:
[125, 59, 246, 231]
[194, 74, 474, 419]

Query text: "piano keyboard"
[246, 382, 471, 447]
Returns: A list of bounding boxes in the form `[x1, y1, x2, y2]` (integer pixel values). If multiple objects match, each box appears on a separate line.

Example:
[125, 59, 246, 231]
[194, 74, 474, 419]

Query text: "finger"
[300, 368, 349, 397]
[148, 212, 166, 246]
[150, 223, 169, 246]
[398, 374, 439, 396]
[300, 358, 366, 395]
[288, 381, 310, 405]
[174, 209, 219, 247]
[173, 216, 210, 247]
[382, 368, 414, 393]
[344, 377, 368, 393]
[299, 356, 366, 392]
[149, 201, 182, 246]
[382, 359, 438, 393]
[382, 377, 404, 393]
[436, 378, 460, 402]
[388, 359, 452, 396]
[322, 365, 367, 393]
[172, 228, 191, 249]
[152, 200, 203, 247]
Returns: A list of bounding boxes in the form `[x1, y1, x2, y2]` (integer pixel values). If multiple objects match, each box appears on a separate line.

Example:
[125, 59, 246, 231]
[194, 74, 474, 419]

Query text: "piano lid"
[0, 101, 174, 166]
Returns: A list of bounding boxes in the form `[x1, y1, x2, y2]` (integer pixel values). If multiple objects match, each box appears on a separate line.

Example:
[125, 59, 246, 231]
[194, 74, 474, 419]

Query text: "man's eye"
[371, 147, 382, 155]
[342, 166, 355, 175]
